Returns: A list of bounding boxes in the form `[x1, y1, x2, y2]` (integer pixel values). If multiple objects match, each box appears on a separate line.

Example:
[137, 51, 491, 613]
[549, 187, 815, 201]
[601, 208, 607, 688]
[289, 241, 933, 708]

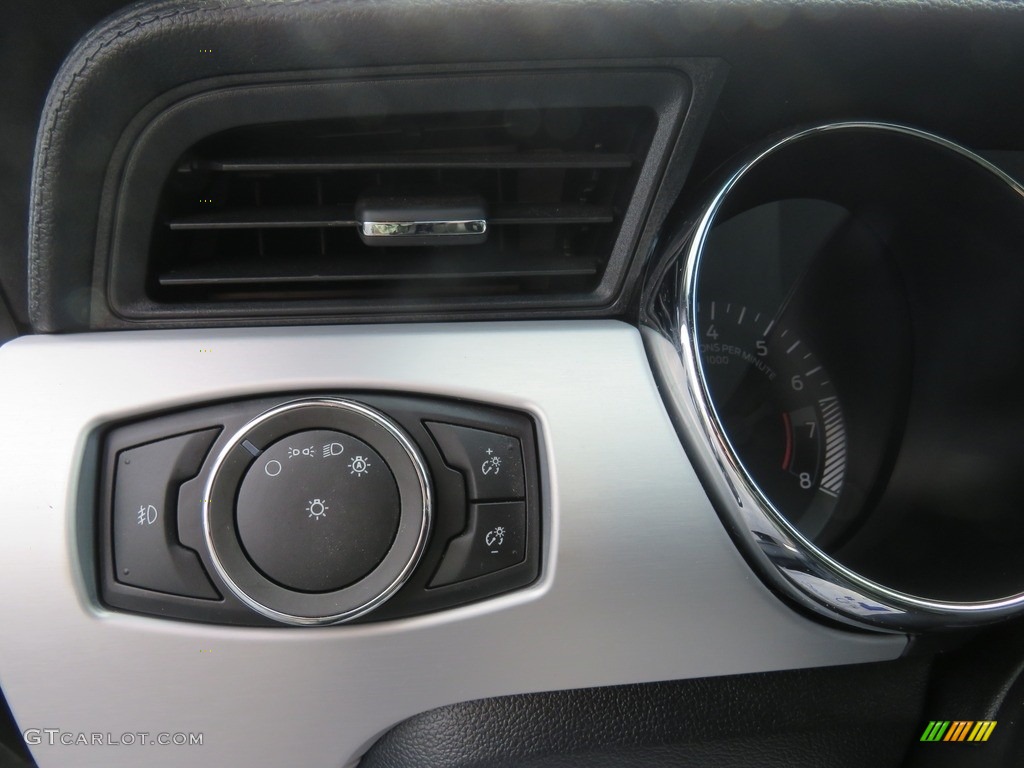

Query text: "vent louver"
[150, 108, 656, 306]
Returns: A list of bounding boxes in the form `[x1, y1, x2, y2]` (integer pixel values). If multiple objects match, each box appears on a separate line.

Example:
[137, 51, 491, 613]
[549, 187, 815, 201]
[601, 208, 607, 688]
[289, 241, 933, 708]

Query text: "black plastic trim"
[0, 294, 17, 345]
[359, 657, 931, 768]
[98, 392, 542, 626]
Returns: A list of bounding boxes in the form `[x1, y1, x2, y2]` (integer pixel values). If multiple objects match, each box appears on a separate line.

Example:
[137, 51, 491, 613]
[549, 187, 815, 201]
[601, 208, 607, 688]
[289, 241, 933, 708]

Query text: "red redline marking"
[781, 411, 793, 470]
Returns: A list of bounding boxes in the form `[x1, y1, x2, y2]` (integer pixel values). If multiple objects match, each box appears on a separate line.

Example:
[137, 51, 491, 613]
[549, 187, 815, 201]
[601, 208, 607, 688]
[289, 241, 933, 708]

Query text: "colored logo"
[920, 721, 997, 743]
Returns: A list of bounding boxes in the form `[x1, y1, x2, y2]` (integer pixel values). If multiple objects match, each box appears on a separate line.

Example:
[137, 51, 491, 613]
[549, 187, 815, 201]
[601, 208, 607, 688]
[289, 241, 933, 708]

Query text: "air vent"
[149, 108, 656, 306]
[100, 69, 693, 325]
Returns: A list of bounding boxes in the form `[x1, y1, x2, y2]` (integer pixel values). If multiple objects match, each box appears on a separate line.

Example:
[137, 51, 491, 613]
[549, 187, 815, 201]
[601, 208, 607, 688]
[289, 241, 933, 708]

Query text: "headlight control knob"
[236, 429, 400, 593]
[203, 399, 431, 625]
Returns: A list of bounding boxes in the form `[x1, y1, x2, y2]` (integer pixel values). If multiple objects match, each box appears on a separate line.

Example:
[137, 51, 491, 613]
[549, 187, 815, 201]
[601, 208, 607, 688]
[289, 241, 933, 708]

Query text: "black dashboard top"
[7, 0, 1024, 331]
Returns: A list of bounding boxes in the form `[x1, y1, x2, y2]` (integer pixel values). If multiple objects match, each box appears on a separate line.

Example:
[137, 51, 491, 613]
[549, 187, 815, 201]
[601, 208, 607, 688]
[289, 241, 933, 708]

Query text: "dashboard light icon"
[306, 499, 328, 520]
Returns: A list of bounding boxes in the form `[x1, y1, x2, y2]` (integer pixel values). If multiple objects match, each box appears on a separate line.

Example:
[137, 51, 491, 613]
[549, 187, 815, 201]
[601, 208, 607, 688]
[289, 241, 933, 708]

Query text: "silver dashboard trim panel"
[0, 322, 904, 768]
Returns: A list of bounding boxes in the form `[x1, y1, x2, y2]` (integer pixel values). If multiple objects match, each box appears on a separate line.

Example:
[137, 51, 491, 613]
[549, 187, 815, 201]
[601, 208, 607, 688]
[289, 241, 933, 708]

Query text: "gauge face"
[696, 301, 846, 538]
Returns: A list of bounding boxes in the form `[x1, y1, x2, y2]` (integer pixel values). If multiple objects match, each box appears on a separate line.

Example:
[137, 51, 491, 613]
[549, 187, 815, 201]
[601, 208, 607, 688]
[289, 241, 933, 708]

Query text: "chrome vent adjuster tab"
[355, 194, 488, 247]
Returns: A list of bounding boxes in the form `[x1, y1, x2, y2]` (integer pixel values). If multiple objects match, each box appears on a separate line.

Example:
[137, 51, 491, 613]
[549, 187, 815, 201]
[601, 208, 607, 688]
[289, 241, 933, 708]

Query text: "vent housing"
[100, 69, 692, 324]
[151, 108, 655, 306]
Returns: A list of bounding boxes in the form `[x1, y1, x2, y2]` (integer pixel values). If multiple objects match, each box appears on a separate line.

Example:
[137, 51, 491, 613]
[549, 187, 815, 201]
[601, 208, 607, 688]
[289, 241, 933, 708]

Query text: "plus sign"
[486, 448, 493, 455]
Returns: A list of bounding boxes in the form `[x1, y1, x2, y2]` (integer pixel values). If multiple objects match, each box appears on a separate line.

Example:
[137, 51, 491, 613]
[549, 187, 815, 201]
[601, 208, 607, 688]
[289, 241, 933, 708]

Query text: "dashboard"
[1, 1, 1024, 767]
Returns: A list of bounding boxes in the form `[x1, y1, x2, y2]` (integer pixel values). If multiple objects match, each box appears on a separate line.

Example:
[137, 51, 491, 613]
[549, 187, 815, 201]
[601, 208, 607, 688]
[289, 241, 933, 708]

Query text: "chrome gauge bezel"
[647, 121, 1024, 631]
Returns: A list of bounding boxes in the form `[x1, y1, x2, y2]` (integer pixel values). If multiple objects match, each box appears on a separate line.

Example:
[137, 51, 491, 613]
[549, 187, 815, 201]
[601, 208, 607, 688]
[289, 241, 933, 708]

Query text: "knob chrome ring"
[202, 397, 432, 626]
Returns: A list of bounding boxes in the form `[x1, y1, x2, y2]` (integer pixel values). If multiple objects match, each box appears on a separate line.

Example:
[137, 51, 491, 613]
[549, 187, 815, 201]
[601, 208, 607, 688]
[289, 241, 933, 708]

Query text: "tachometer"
[697, 301, 846, 538]
[645, 122, 1024, 629]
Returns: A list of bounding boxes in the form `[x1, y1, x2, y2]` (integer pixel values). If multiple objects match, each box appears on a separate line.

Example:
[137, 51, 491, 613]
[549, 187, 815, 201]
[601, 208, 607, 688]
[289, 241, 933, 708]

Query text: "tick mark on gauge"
[781, 411, 793, 470]
[786, 340, 800, 354]
[806, 366, 822, 375]
[737, 307, 746, 324]
[710, 301, 716, 320]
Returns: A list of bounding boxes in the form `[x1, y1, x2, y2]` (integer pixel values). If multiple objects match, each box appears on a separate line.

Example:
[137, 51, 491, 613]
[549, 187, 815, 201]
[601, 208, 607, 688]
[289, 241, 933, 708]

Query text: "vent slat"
[169, 207, 359, 230]
[152, 106, 657, 305]
[158, 253, 599, 287]
[198, 152, 633, 173]
[167, 204, 614, 231]
[492, 204, 615, 225]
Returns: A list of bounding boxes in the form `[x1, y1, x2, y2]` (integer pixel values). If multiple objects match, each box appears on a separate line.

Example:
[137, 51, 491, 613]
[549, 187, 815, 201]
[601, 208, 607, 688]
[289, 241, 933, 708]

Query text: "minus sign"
[242, 440, 262, 457]
[490, 550, 499, 554]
